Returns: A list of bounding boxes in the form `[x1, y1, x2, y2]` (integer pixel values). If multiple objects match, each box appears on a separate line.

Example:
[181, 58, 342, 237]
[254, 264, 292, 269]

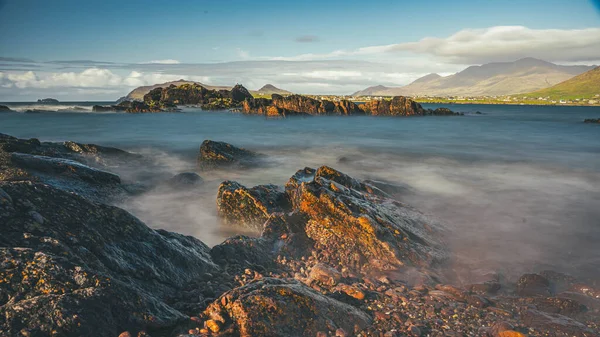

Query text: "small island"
[37, 98, 59, 103]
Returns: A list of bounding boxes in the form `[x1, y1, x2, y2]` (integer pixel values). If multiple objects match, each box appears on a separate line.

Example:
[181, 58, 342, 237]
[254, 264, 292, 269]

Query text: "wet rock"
[522, 296, 587, 317]
[216, 181, 289, 229]
[203, 278, 371, 337]
[583, 118, 600, 123]
[469, 281, 502, 295]
[517, 273, 551, 296]
[430, 107, 461, 116]
[197, 140, 264, 171]
[361, 96, 425, 116]
[167, 172, 204, 189]
[0, 181, 218, 336]
[521, 309, 596, 337]
[0, 105, 13, 112]
[242, 94, 364, 116]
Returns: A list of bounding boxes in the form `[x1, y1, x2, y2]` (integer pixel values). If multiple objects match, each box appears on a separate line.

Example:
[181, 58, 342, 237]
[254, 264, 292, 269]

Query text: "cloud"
[236, 48, 250, 59]
[268, 26, 600, 64]
[144, 59, 181, 64]
[0, 57, 36, 63]
[295, 35, 319, 43]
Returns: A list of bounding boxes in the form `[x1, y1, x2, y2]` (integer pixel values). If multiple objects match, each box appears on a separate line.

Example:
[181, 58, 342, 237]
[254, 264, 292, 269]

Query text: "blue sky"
[1, 0, 599, 100]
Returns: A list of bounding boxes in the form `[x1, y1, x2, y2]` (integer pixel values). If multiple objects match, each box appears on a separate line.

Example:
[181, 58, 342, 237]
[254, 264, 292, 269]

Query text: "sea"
[1, 102, 599, 280]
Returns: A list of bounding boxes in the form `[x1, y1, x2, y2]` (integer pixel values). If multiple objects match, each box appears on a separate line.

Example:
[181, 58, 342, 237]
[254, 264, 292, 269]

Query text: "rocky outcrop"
[92, 101, 171, 113]
[230, 84, 253, 103]
[242, 94, 364, 116]
[0, 105, 13, 112]
[0, 181, 217, 337]
[215, 165, 446, 273]
[243, 94, 458, 117]
[584, 118, 600, 123]
[37, 98, 59, 103]
[197, 140, 264, 171]
[203, 278, 372, 337]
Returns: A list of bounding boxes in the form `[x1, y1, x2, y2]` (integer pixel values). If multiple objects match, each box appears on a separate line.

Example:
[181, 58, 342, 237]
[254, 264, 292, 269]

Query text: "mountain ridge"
[352, 58, 595, 97]
[528, 66, 600, 100]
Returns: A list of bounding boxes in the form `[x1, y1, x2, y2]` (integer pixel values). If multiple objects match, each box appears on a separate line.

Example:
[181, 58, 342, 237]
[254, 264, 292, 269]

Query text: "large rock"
[217, 182, 290, 229]
[197, 140, 263, 171]
[0, 181, 218, 337]
[215, 165, 446, 274]
[203, 278, 371, 337]
[230, 84, 253, 103]
[242, 94, 364, 116]
[0, 105, 13, 112]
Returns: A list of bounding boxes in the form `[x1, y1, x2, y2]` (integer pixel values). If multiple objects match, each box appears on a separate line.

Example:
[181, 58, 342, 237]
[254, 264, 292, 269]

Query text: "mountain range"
[352, 58, 595, 97]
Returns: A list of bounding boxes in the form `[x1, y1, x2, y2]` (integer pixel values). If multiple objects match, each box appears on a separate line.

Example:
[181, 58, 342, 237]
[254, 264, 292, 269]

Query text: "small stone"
[335, 328, 348, 337]
[316, 331, 328, 337]
[205, 319, 221, 333]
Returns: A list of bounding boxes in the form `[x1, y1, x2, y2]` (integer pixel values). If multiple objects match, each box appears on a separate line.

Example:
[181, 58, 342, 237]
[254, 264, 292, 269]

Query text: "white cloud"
[144, 59, 181, 64]
[236, 48, 250, 59]
[266, 26, 600, 64]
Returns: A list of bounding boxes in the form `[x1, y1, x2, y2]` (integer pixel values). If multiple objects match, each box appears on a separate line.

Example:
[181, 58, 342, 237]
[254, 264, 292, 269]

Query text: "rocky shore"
[1, 133, 598, 337]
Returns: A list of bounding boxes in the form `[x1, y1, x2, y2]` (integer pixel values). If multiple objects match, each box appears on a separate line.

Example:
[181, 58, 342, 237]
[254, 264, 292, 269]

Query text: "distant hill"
[257, 84, 292, 95]
[125, 80, 232, 101]
[527, 66, 600, 100]
[352, 58, 594, 97]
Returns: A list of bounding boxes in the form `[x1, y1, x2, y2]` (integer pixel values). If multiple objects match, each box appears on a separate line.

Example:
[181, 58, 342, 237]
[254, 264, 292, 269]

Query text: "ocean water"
[1, 102, 600, 281]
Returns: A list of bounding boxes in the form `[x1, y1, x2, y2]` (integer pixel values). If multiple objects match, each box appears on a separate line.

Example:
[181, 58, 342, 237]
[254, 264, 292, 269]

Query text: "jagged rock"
[216, 165, 446, 274]
[197, 140, 263, 171]
[230, 84, 253, 103]
[0, 181, 218, 337]
[430, 107, 462, 116]
[203, 278, 372, 337]
[216, 181, 289, 229]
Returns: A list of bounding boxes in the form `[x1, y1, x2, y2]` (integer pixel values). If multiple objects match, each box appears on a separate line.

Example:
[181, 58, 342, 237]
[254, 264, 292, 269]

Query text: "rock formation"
[0, 105, 13, 112]
[197, 140, 264, 171]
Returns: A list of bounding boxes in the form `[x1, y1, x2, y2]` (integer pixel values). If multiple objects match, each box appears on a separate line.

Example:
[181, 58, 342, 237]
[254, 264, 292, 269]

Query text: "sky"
[1, 0, 599, 100]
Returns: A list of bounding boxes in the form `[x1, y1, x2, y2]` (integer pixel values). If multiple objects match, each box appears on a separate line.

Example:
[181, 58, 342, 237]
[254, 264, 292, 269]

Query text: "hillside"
[125, 80, 232, 101]
[352, 58, 594, 97]
[527, 66, 600, 100]
[257, 84, 292, 95]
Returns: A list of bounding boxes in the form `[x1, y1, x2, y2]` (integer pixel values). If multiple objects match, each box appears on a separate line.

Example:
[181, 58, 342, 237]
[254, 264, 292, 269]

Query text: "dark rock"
[167, 172, 203, 189]
[37, 98, 59, 103]
[203, 278, 371, 337]
[92, 105, 117, 112]
[197, 140, 263, 171]
[216, 181, 289, 229]
[0, 181, 217, 337]
[230, 84, 253, 103]
[517, 273, 551, 296]
[584, 118, 600, 123]
[430, 107, 461, 116]
[0, 105, 13, 112]
[522, 297, 587, 317]
[242, 94, 363, 116]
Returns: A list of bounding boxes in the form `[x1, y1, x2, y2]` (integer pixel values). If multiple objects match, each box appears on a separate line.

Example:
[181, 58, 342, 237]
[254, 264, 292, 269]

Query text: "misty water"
[2, 103, 599, 281]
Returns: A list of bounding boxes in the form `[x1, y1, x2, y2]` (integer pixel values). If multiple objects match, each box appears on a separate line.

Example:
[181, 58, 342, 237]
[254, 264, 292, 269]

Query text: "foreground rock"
[204, 278, 371, 337]
[0, 181, 217, 337]
[197, 140, 264, 171]
[242, 94, 460, 117]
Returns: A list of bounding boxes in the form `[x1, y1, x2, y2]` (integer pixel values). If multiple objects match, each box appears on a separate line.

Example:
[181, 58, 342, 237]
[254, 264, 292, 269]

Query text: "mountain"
[527, 66, 600, 100]
[125, 80, 232, 101]
[257, 84, 292, 95]
[352, 58, 595, 97]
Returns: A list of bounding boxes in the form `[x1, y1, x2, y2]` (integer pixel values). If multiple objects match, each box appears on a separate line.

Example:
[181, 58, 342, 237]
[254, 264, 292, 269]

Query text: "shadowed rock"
[0, 181, 217, 337]
[0, 105, 13, 112]
[167, 172, 204, 189]
[203, 278, 371, 337]
[197, 140, 264, 171]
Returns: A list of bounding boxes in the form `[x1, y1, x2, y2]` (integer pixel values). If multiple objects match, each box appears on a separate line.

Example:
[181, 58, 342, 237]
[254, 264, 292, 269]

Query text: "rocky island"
[94, 83, 461, 116]
[37, 98, 59, 103]
[1, 132, 598, 337]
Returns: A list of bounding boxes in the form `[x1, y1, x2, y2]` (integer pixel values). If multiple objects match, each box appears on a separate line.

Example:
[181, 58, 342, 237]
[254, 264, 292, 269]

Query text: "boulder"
[0, 181, 218, 337]
[361, 96, 425, 116]
[517, 273, 551, 297]
[203, 278, 372, 337]
[217, 181, 290, 229]
[584, 118, 600, 123]
[230, 84, 253, 103]
[167, 172, 204, 189]
[197, 140, 263, 170]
